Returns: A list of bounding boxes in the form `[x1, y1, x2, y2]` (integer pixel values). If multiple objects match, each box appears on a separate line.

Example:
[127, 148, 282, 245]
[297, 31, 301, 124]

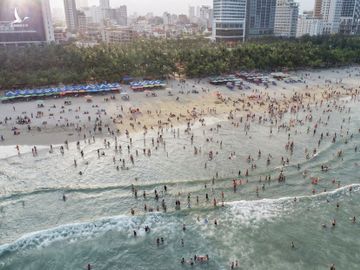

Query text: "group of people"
[1, 69, 360, 269]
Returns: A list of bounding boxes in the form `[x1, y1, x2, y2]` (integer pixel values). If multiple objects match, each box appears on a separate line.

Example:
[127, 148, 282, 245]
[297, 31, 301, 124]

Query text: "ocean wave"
[1, 184, 359, 257]
[0, 214, 156, 257]
[225, 184, 360, 225]
[227, 184, 360, 206]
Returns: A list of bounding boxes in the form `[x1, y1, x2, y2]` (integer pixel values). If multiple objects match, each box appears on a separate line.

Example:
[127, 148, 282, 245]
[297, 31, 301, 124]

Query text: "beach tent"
[5, 91, 16, 97]
[1, 82, 122, 101]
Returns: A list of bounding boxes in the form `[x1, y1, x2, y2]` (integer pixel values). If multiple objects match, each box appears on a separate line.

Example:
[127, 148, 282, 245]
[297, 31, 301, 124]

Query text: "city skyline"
[50, 0, 316, 16]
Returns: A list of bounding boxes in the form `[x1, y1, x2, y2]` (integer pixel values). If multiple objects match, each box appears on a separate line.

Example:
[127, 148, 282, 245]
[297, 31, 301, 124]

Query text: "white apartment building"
[296, 14, 324, 37]
[274, 0, 299, 38]
[103, 27, 134, 43]
[321, 0, 342, 34]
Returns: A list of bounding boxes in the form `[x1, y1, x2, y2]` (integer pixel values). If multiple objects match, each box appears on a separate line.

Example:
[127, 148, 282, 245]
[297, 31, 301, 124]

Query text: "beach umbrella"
[5, 91, 15, 97]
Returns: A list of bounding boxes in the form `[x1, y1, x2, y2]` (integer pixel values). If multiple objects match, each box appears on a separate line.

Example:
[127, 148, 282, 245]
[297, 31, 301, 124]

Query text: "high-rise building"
[189, 6, 195, 20]
[64, 0, 78, 33]
[100, 0, 110, 9]
[196, 6, 201, 17]
[115, 5, 127, 26]
[42, 0, 55, 42]
[163, 12, 171, 25]
[0, 0, 54, 45]
[212, 0, 247, 42]
[77, 10, 87, 34]
[246, 0, 277, 38]
[297, 12, 324, 37]
[314, 0, 323, 18]
[274, 0, 299, 38]
[199, 6, 213, 28]
[320, 0, 342, 34]
[339, 0, 360, 34]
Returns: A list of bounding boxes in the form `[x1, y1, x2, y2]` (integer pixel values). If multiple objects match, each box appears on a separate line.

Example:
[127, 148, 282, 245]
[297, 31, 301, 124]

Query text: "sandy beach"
[1, 66, 359, 147]
[1, 66, 360, 270]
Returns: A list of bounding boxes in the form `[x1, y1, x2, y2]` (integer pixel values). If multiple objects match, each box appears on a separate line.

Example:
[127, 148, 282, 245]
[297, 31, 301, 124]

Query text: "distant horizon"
[51, 0, 315, 17]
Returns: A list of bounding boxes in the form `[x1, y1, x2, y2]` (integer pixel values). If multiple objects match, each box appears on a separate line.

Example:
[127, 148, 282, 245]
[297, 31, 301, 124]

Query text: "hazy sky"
[51, 0, 315, 16]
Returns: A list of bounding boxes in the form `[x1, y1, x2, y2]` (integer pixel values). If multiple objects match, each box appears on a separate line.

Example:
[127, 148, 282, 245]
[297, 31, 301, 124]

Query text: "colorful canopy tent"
[1, 83, 121, 102]
[130, 80, 166, 91]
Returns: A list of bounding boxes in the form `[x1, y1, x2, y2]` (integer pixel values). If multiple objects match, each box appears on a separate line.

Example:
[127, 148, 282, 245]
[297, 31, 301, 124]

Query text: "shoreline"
[0, 66, 359, 148]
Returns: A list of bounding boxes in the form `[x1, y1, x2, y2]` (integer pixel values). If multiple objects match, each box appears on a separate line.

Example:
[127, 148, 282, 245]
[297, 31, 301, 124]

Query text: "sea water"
[0, 97, 359, 269]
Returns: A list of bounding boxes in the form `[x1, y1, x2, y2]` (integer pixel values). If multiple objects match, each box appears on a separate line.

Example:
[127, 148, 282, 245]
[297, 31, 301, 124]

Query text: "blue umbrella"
[5, 91, 15, 97]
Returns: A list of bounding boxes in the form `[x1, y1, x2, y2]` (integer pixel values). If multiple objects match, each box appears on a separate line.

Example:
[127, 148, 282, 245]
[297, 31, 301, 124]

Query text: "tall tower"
[314, 0, 323, 18]
[212, 0, 247, 42]
[321, 0, 342, 34]
[274, 0, 299, 38]
[64, 0, 78, 33]
[115, 5, 127, 26]
[339, 0, 360, 34]
[42, 0, 55, 42]
[246, 0, 277, 38]
[189, 6, 195, 21]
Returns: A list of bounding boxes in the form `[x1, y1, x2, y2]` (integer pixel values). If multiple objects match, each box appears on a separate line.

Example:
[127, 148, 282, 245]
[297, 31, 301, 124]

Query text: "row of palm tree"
[0, 35, 359, 89]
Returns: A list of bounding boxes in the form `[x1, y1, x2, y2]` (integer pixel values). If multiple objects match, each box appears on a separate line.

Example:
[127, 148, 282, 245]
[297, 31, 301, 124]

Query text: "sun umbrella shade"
[2, 83, 122, 102]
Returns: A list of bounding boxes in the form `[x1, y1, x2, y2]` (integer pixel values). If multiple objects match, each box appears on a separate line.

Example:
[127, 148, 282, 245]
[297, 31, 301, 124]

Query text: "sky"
[50, 0, 315, 16]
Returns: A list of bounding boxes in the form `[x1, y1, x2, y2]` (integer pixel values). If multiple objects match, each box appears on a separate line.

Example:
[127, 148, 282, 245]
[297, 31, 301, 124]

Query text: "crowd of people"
[1, 69, 360, 269]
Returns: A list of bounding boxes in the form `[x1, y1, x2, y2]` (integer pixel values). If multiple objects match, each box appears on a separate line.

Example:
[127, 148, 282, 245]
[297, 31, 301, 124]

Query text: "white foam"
[225, 184, 360, 225]
[0, 214, 141, 256]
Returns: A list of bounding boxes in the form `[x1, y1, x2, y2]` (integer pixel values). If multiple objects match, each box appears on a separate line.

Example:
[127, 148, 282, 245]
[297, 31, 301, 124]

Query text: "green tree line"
[0, 35, 359, 90]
